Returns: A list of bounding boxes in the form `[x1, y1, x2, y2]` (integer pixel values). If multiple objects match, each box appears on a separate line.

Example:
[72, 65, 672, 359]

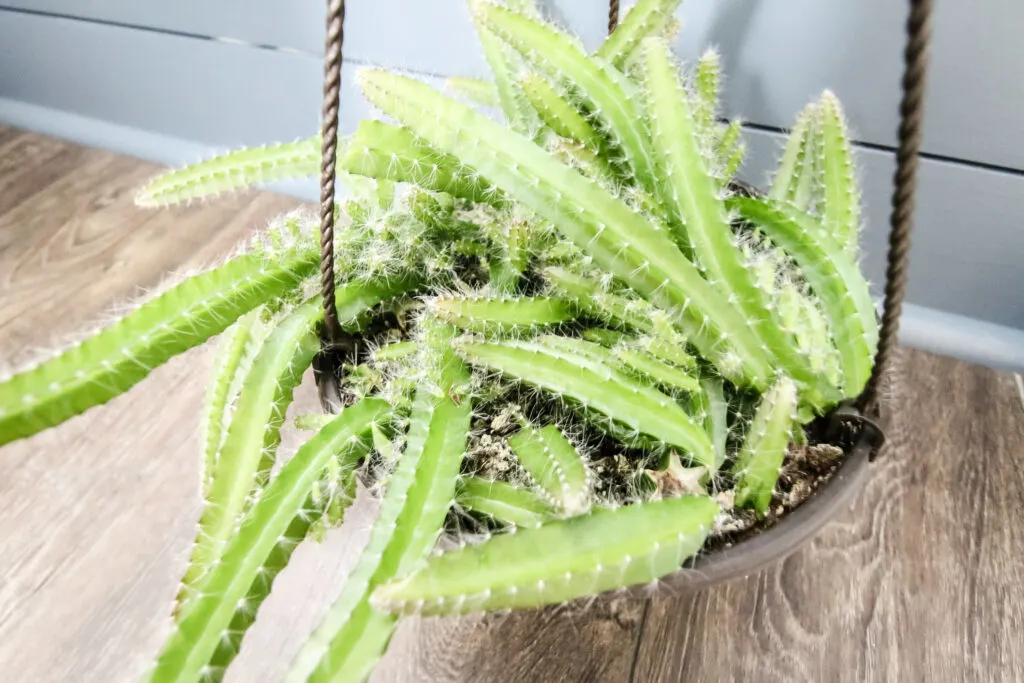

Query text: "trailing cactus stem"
[135, 137, 321, 207]
[147, 398, 390, 683]
[430, 295, 575, 333]
[770, 104, 817, 209]
[696, 378, 728, 468]
[636, 335, 696, 370]
[179, 301, 322, 610]
[716, 122, 745, 181]
[819, 92, 860, 253]
[288, 329, 472, 683]
[372, 494, 718, 616]
[508, 423, 591, 515]
[457, 476, 555, 528]
[474, 17, 540, 138]
[372, 340, 417, 362]
[457, 339, 715, 468]
[729, 197, 877, 396]
[357, 67, 772, 388]
[0, 248, 317, 447]
[732, 377, 798, 516]
[597, 0, 684, 70]
[641, 38, 825, 396]
[445, 76, 500, 108]
[201, 309, 265, 496]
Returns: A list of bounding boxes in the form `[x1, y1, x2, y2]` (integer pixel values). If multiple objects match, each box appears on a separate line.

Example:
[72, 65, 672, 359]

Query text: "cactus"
[457, 476, 556, 528]
[508, 422, 592, 515]
[1, 5, 883, 681]
[136, 137, 322, 207]
[445, 76, 500, 108]
[732, 377, 799, 516]
[0, 247, 317, 447]
[371, 494, 718, 616]
[147, 398, 390, 683]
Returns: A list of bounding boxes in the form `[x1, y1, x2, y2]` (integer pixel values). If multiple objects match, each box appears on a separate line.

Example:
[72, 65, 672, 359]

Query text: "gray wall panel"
[3, 1, 1023, 169]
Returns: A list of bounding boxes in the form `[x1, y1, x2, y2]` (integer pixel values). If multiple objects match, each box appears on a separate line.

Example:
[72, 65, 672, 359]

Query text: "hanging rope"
[857, 0, 933, 415]
[319, 0, 346, 344]
[607, 0, 620, 34]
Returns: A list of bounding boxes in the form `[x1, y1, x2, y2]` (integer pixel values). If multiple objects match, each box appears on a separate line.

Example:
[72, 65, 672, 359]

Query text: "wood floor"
[1, 127, 1022, 683]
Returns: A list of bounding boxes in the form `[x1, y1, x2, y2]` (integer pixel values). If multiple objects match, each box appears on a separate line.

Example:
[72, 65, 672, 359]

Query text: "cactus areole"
[0, 2, 886, 681]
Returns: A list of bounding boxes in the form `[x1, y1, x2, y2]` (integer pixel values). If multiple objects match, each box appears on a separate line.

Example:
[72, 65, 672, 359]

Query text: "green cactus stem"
[287, 325, 472, 683]
[770, 103, 820, 211]
[146, 398, 390, 683]
[732, 377, 798, 516]
[543, 267, 655, 334]
[200, 309, 266, 496]
[178, 300, 323, 610]
[508, 423, 592, 515]
[457, 339, 715, 468]
[728, 196, 877, 396]
[818, 92, 860, 253]
[340, 120, 502, 206]
[597, 0, 684, 71]
[429, 294, 576, 333]
[136, 137, 322, 207]
[445, 76, 500, 108]
[0, 248, 317, 447]
[371, 494, 718, 616]
[371, 340, 417, 362]
[580, 327, 628, 347]
[612, 345, 700, 394]
[457, 476, 555, 528]
[694, 49, 721, 140]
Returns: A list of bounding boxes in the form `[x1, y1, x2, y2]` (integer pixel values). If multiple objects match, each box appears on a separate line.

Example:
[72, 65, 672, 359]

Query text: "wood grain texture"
[1, 130, 1022, 682]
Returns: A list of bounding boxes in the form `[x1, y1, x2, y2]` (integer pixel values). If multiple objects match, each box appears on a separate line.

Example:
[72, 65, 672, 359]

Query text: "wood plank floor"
[1, 128, 1022, 683]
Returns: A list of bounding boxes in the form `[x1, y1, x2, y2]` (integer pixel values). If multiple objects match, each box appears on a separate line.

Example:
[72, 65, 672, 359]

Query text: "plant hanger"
[311, 0, 933, 459]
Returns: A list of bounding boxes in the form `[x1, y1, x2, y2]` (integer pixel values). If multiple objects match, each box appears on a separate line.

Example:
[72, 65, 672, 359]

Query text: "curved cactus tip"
[508, 422, 592, 516]
[732, 376, 799, 516]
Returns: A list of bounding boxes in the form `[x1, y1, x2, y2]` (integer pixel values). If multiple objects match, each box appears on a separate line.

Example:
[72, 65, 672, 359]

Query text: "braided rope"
[608, 0, 620, 34]
[319, 0, 346, 344]
[857, 0, 933, 414]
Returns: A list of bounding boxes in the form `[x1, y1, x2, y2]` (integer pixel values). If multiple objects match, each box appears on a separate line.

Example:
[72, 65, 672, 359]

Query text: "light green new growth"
[596, 0, 684, 70]
[457, 476, 555, 528]
[612, 345, 700, 394]
[341, 120, 502, 205]
[729, 197, 877, 396]
[445, 76, 500, 108]
[694, 49, 720, 139]
[288, 324, 472, 683]
[770, 103, 819, 210]
[508, 423, 591, 515]
[641, 37, 826, 399]
[580, 327, 627, 347]
[372, 494, 718, 615]
[543, 267, 654, 334]
[136, 137, 321, 207]
[200, 309, 265, 496]
[819, 92, 860, 253]
[356, 67, 773, 388]
[518, 71, 603, 153]
[474, 1, 661, 196]
[371, 340, 417, 362]
[732, 377, 798, 516]
[294, 413, 335, 432]
[716, 121, 745, 181]
[430, 294, 575, 333]
[457, 339, 715, 468]
[694, 378, 728, 468]
[147, 398, 390, 683]
[0, 249, 317, 447]
[179, 301, 323, 611]
[473, 7, 540, 138]
[635, 334, 696, 370]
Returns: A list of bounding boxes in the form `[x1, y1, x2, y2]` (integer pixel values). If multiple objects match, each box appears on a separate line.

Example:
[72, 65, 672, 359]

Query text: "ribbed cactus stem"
[371, 494, 718, 616]
[508, 423, 592, 515]
[596, 0, 684, 70]
[428, 294, 576, 333]
[457, 476, 556, 528]
[732, 377, 798, 516]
